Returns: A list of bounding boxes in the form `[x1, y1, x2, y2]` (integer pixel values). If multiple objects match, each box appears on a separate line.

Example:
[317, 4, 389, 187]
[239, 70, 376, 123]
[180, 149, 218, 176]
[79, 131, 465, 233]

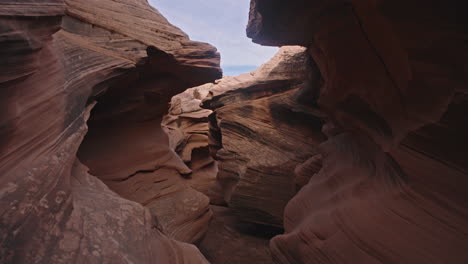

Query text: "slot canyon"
[0, 0, 467, 263]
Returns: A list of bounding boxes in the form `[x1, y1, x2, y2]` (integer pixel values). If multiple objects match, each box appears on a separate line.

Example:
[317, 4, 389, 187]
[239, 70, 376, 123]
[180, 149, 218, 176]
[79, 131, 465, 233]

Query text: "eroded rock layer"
[248, 0, 468, 263]
[162, 84, 224, 205]
[164, 47, 326, 227]
[68, 0, 221, 244]
[203, 47, 326, 227]
[0, 0, 220, 262]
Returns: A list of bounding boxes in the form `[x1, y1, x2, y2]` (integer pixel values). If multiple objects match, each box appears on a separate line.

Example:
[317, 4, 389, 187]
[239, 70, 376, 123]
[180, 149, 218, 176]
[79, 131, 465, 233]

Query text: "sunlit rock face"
[0, 0, 220, 262]
[248, 0, 468, 263]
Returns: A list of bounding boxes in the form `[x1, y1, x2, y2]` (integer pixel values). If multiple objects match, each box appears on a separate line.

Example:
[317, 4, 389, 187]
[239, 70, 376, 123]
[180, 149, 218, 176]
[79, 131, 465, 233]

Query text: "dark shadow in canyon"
[76, 41, 285, 264]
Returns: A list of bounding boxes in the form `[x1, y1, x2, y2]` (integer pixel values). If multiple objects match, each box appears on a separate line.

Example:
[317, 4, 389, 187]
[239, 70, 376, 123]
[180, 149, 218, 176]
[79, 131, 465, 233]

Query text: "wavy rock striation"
[165, 46, 326, 227]
[0, 0, 220, 262]
[248, 0, 468, 263]
[162, 85, 224, 205]
[68, 0, 221, 244]
[202, 47, 326, 227]
[163, 46, 325, 264]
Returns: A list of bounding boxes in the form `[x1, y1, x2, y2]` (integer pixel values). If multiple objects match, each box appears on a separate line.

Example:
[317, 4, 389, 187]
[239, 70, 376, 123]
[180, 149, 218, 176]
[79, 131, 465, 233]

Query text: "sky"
[148, 0, 278, 76]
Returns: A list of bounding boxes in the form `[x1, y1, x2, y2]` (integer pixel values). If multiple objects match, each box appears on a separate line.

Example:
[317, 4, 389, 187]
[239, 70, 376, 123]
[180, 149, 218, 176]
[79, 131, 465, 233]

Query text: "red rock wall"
[162, 46, 325, 264]
[0, 0, 220, 262]
[248, 0, 468, 263]
[199, 47, 326, 227]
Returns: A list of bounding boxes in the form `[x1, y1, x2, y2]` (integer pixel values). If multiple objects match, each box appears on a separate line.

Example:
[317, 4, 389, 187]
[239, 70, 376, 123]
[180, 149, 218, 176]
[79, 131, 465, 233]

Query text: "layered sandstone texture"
[164, 46, 326, 228]
[248, 0, 468, 263]
[163, 46, 324, 264]
[162, 85, 224, 205]
[0, 0, 221, 262]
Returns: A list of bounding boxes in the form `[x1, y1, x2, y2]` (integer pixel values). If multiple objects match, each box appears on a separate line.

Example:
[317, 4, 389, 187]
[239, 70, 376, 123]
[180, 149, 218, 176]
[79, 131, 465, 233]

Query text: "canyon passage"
[0, 0, 467, 263]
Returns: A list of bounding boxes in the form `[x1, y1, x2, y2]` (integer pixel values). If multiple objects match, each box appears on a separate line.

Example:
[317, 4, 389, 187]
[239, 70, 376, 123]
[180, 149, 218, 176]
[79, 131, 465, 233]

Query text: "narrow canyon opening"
[2, 0, 467, 263]
[74, 43, 301, 262]
[73, 3, 302, 263]
[74, 41, 298, 264]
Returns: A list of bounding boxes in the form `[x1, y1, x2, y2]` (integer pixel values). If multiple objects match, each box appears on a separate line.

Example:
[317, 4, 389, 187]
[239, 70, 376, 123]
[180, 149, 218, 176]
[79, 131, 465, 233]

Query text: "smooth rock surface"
[248, 0, 468, 263]
[199, 205, 276, 264]
[0, 0, 220, 262]
[68, 0, 221, 244]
